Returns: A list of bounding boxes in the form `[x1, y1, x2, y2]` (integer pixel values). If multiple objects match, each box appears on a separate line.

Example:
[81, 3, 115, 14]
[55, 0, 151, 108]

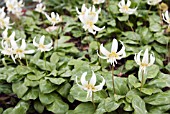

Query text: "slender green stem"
[140, 70, 144, 91]
[43, 52, 47, 74]
[127, 20, 134, 32]
[25, 55, 28, 66]
[2, 58, 7, 67]
[92, 92, 96, 109]
[17, 59, 23, 66]
[111, 65, 116, 95]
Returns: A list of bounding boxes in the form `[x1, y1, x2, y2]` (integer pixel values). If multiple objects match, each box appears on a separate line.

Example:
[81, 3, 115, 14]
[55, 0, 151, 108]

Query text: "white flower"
[5, 0, 24, 17]
[2, 28, 15, 45]
[162, 10, 170, 27]
[118, 0, 137, 14]
[0, 7, 12, 29]
[11, 39, 35, 61]
[35, 3, 46, 14]
[92, 0, 105, 4]
[77, 5, 105, 34]
[134, 49, 155, 74]
[76, 71, 105, 99]
[97, 39, 126, 66]
[33, 35, 53, 52]
[45, 12, 62, 26]
[33, 0, 42, 3]
[147, 0, 162, 5]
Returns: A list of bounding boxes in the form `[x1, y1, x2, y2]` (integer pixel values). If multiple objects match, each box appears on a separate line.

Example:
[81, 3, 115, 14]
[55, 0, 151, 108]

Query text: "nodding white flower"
[118, 0, 137, 15]
[134, 49, 155, 74]
[11, 39, 35, 61]
[33, 0, 42, 3]
[2, 28, 15, 45]
[92, 0, 105, 4]
[147, 0, 162, 5]
[35, 3, 46, 14]
[45, 12, 62, 26]
[162, 10, 170, 27]
[77, 5, 105, 34]
[33, 35, 53, 52]
[97, 39, 126, 66]
[76, 71, 105, 99]
[5, 0, 24, 17]
[0, 7, 12, 29]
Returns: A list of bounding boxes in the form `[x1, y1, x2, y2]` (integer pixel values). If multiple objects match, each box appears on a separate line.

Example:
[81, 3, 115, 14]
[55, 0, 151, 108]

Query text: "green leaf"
[34, 100, 44, 113]
[57, 83, 71, 97]
[122, 31, 141, 41]
[39, 79, 57, 93]
[22, 87, 39, 100]
[27, 73, 45, 81]
[46, 98, 69, 113]
[140, 88, 162, 95]
[165, 62, 170, 72]
[16, 65, 31, 75]
[148, 72, 170, 88]
[125, 60, 136, 70]
[50, 52, 59, 64]
[12, 81, 28, 98]
[144, 90, 170, 105]
[94, 100, 106, 114]
[24, 78, 39, 87]
[39, 93, 59, 105]
[117, 15, 129, 21]
[149, 23, 161, 32]
[148, 104, 170, 113]
[128, 75, 141, 88]
[73, 103, 95, 114]
[146, 65, 159, 79]
[152, 43, 168, 54]
[45, 77, 65, 85]
[104, 98, 121, 112]
[0, 84, 12, 94]
[132, 96, 148, 114]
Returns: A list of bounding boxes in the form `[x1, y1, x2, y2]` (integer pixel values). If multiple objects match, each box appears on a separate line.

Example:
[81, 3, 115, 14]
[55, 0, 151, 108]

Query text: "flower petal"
[39, 35, 45, 44]
[111, 39, 118, 53]
[89, 70, 96, 86]
[148, 53, 155, 66]
[94, 76, 105, 91]
[24, 50, 35, 54]
[142, 49, 149, 64]
[76, 76, 84, 89]
[100, 44, 110, 56]
[20, 39, 26, 50]
[97, 50, 108, 59]
[126, 0, 131, 7]
[81, 72, 88, 86]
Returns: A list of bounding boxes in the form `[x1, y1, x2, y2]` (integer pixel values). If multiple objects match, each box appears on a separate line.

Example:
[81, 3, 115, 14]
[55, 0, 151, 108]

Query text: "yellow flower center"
[51, 18, 56, 22]
[16, 49, 23, 54]
[108, 52, 118, 58]
[86, 21, 93, 28]
[122, 5, 129, 11]
[85, 84, 95, 91]
[141, 63, 148, 67]
[39, 44, 45, 49]
[8, 4, 14, 10]
[89, 11, 96, 16]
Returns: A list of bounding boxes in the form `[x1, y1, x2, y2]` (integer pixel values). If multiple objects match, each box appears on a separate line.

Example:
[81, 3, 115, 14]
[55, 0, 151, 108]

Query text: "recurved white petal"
[142, 49, 149, 64]
[100, 44, 110, 56]
[94, 76, 105, 91]
[76, 76, 84, 89]
[126, 0, 131, 7]
[20, 39, 26, 50]
[136, 50, 142, 65]
[80, 72, 88, 86]
[111, 39, 118, 53]
[89, 70, 96, 86]
[148, 53, 155, 66]
[24, 50, 35, 54]
[97, 50, 108, 59]
[33, 37, 39, 47]
[39, 35, 45, 44]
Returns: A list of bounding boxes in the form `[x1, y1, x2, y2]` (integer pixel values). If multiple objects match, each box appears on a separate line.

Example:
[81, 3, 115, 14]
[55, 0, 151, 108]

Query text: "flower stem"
[25, 55, 28, 67]
[92, 92, 96, 109]
[43, 52, 47, 74]
[111, 64, 116, 95]
[127, 20, 134, 32]
[140, 70, 144, 91]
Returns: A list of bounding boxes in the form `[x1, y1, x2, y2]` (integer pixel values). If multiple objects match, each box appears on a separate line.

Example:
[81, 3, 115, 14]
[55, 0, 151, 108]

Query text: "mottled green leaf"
[132, 96, 148, 114]
[45, 77, 65, 85]
[144, 91, 170, 105]
[12, 81, 28, 98]
[39, 79, 57, 93]
[34, 100, 44, 113]
[22, 87, 39, 100]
